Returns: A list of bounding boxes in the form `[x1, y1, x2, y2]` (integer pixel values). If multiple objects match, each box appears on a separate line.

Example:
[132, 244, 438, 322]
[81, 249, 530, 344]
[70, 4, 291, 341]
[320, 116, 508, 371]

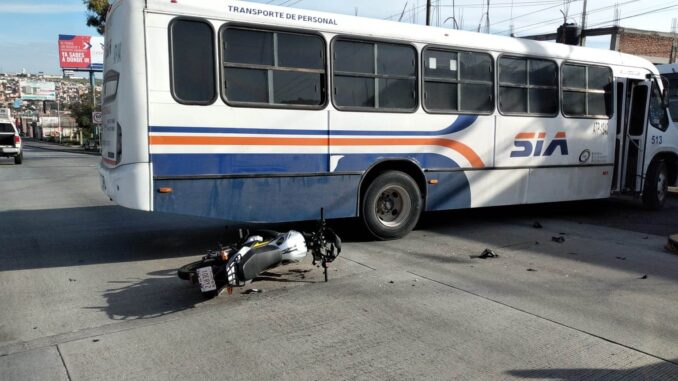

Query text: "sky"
[0, 0, 676, 75]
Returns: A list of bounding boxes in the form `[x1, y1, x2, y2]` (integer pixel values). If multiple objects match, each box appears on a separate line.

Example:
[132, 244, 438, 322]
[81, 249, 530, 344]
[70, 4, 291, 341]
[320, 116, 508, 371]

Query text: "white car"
[0, 120, 23, 165]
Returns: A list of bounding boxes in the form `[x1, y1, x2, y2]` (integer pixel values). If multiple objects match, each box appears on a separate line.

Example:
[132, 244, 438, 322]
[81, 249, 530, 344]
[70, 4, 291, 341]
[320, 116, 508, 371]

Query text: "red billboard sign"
[58, 35, 104, 71]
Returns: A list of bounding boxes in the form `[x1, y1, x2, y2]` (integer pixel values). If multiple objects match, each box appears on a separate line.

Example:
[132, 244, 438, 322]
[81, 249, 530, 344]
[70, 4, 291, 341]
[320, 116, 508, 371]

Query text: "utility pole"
[486, 0, 490, 34]
[426, 0, 432, 26]
[580, 0, 587, 46]
[671, 18, 677, 63]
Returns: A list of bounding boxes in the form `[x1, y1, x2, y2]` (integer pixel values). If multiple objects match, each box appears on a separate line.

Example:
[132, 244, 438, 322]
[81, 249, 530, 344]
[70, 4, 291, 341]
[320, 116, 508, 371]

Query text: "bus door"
[618, 79, 651, 193]
[611, 80, 626, 191]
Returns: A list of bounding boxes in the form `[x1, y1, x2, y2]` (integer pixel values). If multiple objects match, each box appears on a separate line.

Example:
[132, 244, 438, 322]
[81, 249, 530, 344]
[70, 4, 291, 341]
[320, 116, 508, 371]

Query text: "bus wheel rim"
[375, 185, 411, 228]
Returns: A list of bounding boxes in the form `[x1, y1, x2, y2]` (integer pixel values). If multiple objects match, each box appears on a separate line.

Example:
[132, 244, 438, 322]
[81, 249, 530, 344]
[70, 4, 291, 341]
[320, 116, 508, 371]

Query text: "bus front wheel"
[642, 159, 669, 210]
[362, 171, 422, 240]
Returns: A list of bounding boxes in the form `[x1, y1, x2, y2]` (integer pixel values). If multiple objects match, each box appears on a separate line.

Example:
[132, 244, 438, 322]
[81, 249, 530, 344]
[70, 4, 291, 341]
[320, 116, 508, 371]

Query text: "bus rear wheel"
[642, 160, 669, 210]
[362, 171, 422, 240]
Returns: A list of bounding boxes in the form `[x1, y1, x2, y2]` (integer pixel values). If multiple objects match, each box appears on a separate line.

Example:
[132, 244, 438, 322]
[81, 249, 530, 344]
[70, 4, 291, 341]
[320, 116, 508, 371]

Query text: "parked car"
[0, 119, 23, 164]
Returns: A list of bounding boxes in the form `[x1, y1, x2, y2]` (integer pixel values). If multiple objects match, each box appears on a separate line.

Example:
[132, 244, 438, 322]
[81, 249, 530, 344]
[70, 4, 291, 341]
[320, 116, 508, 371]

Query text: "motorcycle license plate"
[196, 267, 217, 292]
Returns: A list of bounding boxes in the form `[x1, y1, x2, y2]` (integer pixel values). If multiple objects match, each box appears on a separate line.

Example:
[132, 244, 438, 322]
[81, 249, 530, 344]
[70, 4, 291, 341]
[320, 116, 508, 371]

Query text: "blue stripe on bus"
[152, 154, 328, 176]
[154, 175, 362, 222]
[148, 114, 477, 137]
[150, 153, 461, 177]
[152, 171, 472, 222]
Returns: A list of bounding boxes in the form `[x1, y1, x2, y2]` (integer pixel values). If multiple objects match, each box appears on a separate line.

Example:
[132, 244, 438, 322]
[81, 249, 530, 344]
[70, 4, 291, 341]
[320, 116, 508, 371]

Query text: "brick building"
[611, 27, 677, 64]
[523, 26, 678, 64]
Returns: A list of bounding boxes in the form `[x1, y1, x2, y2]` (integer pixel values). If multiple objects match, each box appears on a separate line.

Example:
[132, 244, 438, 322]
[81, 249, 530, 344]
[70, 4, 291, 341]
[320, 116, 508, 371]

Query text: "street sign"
[92, 111, 103, 125]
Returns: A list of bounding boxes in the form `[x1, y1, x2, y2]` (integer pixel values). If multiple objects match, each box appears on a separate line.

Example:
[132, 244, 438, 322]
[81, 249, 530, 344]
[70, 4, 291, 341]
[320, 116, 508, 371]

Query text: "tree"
[68, 95, 94, 130]
[84, 0, 110, 35]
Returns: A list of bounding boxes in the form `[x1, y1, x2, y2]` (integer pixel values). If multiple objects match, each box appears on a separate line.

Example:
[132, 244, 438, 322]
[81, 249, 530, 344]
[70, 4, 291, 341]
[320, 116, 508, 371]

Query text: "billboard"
[58, 35, 104, 71]
[19, 81, 56, 101]
[40, 117, 60, 127]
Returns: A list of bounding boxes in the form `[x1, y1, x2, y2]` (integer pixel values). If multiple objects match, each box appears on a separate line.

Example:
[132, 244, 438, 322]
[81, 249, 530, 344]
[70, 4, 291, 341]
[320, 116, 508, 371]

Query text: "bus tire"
[642, 159, 669, 210]
[362, 171, 422, 240]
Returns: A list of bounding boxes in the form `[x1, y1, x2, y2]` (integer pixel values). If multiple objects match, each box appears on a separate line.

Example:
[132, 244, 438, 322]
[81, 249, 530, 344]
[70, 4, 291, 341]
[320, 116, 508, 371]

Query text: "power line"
[497, 0, 638, 35]
[383, 0, 563, 21]
[492, 0, 581, 27]
[586, 3, 678, 28]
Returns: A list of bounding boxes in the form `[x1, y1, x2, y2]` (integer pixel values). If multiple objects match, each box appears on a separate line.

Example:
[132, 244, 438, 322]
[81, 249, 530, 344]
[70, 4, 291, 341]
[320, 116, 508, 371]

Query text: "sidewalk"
[22, 139, 100, 156]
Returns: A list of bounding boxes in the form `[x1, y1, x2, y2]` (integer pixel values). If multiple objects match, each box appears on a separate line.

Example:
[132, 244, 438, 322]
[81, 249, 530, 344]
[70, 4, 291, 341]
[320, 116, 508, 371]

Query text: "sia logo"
[510, 132, 569, 157]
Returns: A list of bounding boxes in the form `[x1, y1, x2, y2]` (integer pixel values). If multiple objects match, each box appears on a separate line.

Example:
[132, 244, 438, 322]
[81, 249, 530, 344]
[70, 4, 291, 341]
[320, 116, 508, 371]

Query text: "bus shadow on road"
[0, 205, 227, 272]
[506, 360, 678, 380]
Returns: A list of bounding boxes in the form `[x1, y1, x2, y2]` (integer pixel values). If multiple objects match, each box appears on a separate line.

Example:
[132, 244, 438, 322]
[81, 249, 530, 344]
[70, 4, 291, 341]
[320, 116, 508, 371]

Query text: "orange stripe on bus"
[149, 136, 328, 146]
[555, 132, 566, 138]
[150, 135, 485, 168]
[329, 137, 484, 168]
[538, 132, 546, 139]
[515, 132, 535, 139]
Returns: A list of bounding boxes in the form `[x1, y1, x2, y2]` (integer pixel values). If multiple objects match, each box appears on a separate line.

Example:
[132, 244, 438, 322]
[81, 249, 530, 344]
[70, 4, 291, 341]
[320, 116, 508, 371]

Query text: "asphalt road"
[1, 146, 677, 380]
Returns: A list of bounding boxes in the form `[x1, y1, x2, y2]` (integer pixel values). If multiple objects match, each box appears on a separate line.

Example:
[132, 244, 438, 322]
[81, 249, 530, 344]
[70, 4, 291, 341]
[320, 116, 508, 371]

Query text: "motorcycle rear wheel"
[177, 258, 221, 281]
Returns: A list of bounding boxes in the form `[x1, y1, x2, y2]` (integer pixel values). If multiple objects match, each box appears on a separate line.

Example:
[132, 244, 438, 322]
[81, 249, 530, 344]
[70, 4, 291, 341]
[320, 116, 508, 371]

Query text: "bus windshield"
[662, 73, 678, 123]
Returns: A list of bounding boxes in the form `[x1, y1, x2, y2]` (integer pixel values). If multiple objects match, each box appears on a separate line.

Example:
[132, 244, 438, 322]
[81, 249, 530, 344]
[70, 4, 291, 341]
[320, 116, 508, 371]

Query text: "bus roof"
[146, 0, 656, 73]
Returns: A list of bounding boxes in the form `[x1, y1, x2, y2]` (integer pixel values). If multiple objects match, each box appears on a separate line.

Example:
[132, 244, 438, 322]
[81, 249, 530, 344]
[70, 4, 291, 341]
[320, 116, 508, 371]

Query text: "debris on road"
[526, 268, 537, 272]
[470, 248, 499, 259]
[243, 288, 263, 294]
[532, 221, 543, 229]
[666, 234, 678, 254]
[616, 256, 627, 261]
[551, 236, 565, 243]
[639, 275, 648, 279]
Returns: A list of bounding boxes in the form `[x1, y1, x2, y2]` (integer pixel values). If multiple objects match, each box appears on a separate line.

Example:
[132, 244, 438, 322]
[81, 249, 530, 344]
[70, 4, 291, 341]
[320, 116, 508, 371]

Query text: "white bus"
[99, 0, 677, 239]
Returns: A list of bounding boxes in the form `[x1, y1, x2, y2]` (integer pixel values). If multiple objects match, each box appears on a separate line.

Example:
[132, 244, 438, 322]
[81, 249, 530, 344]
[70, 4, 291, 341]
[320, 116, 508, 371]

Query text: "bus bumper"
[98, 162, 152, 212]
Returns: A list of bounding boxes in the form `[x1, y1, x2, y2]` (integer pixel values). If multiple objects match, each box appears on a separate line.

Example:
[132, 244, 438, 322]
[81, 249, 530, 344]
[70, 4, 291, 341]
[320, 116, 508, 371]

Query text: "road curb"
[23, 142, 101, 156]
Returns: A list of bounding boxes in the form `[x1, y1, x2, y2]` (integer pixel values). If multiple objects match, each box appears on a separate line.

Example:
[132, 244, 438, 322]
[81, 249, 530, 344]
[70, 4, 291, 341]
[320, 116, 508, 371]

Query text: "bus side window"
[169, 18, 216, 105]
[498, 56, 558, 116]
[562, 63, 613, 119]
[422, 48, 494, 114]
[333, 39, 417, 112]
[221, 27, 326, 108]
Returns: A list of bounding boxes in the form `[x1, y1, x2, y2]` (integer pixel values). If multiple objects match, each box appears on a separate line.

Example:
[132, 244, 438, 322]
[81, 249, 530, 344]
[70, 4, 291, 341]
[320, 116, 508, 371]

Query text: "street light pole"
[57, 93, 62, 144]
[426, 0, 432, 26]
[90, 70, 98, 145]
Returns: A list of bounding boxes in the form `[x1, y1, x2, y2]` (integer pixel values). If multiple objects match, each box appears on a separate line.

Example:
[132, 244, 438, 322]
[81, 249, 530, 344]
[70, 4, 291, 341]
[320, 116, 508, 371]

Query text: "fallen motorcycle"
[177, 210, 341, 298]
